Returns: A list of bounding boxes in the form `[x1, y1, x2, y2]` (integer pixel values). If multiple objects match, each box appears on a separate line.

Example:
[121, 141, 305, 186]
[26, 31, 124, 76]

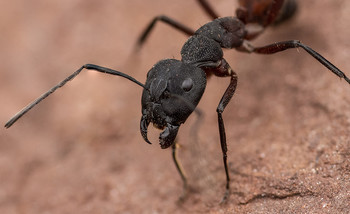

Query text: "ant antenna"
[5, 64, 146, 128]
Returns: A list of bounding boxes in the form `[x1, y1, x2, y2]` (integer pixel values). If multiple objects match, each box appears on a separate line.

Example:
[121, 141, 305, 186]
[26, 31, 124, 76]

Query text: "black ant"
[5, 0, 350, 203]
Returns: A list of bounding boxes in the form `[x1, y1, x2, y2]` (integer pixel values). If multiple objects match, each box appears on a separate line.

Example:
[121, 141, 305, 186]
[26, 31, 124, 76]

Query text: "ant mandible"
[5, 0, 350, 203]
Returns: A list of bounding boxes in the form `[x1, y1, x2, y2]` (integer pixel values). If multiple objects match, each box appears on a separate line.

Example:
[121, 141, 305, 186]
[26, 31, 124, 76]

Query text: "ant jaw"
[140, 116, 152, 145]
[159, 123, 179, 149]
[140, 115, 179, 149]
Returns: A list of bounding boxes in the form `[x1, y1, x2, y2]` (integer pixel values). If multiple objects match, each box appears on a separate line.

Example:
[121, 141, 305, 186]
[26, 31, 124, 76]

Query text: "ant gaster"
[5, 0, 350, 203]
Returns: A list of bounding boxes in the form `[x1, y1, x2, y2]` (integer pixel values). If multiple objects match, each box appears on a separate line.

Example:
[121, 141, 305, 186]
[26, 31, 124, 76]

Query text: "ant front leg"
[172, 142, 188, 202]
[136, 15, 195, 49]
[217, 72, 238, 204]
[205, 59, 238, 203]
[167, 95, 203, 202]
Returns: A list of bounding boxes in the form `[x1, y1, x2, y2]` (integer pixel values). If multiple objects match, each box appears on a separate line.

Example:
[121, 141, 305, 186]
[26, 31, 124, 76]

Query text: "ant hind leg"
[252, 40, 350, 84]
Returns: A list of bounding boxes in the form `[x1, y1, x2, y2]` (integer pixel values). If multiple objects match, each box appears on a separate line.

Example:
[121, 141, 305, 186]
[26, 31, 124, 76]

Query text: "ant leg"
[136, 15, 195, 49]
[248, 40, 350, 84]
[167, 93, 203, 201]
[190, 108, 203, 147]
[137, 0, 220, 49]
[216, 71, 238, 203]
[4, 64, 145, 128]
[197, 0, 219, 19]
[172, 142, 188, 202]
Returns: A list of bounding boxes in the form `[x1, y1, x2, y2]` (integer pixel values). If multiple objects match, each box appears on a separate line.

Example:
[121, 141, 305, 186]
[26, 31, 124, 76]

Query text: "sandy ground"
[1, 0, 350, 213]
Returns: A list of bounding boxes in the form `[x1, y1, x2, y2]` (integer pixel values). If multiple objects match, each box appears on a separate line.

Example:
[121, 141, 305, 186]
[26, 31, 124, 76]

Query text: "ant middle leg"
[197, 0, 219, 19]
[136, 0, 221, 49]
[136, 15, 195, 49]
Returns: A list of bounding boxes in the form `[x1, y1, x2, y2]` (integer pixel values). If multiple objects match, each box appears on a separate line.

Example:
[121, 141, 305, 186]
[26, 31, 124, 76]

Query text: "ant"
[5, 0, 350, 203]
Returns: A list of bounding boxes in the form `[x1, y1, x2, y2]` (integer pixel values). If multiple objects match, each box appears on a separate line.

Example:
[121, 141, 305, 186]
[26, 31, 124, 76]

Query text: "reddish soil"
[1, 0, 349, 213]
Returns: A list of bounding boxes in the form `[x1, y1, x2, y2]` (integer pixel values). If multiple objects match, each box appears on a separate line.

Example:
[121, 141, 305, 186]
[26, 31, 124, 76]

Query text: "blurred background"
[1, 0, 349, 213]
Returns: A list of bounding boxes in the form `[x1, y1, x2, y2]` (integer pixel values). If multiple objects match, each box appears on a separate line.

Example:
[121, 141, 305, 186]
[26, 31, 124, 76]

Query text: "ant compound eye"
[181, 78, 193, 92]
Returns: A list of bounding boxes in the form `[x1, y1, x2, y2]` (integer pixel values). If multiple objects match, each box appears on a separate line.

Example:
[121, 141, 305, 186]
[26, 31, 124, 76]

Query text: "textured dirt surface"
[1, 0, 350, 213]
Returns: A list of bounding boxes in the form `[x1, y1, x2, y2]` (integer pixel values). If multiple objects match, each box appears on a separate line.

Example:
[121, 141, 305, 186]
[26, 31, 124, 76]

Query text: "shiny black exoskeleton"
[140, 17, 245, 149]
[5, 0, 350, 203]
[140, 59, 206, 149]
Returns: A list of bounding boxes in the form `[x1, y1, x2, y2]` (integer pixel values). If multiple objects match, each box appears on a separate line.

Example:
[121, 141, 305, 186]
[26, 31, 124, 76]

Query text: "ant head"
[140, 59, 206, 149]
